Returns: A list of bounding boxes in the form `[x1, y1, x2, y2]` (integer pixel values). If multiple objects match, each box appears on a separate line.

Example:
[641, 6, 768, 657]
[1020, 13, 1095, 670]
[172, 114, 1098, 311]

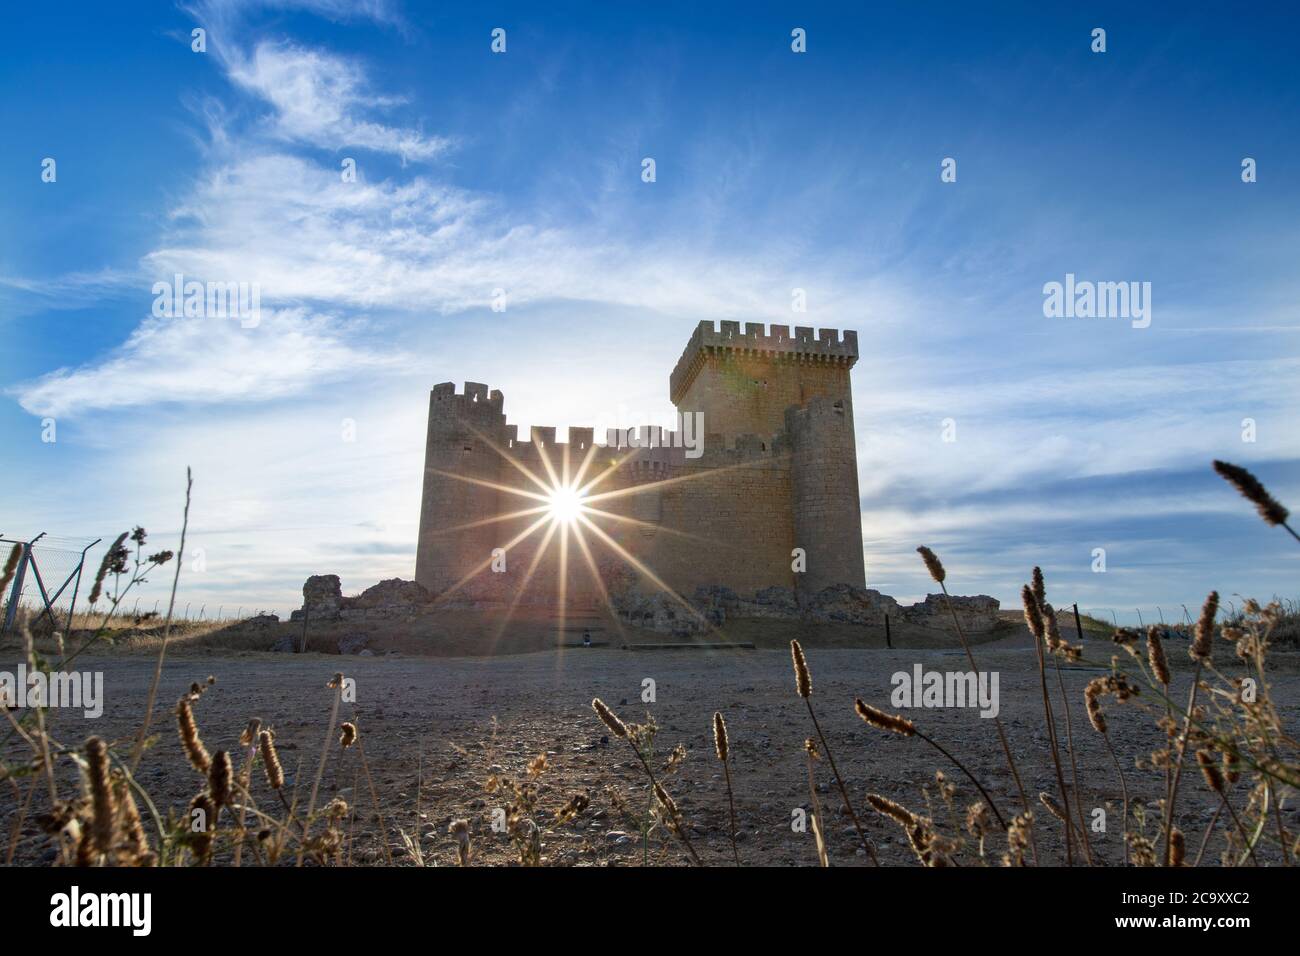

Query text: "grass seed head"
[1084, 678, 1107, 734]
[176, 696, 211, 774]
[0, 543, 20, 597]
[207, 750, 233, 807]
[854, 698, 916, 736]
[1037, 792, 1066, 822]
[1196, 749, 1225, 794]
[83, 736, 115, 857]
[917, 546, 946, 584]
[1213, 459, 1290, 526]
[1021, 585, 1045, 642]
[790, 639, 812, 699]
[1041, 602, 1064, 653]
[1192, 591, 1219, 661]
[189, 792, 215, 863]
[112, 771, 151, 865]
[1169, 827, 1186, 867]
[867, 793, 916, 827]
[712, 711, 729, 763]
[1147, 627, 1170, 684]
[88, 532, 129, 605]
[653, 781, 679, 819]
[258, 730, 284, 790]
[591, 698, 628, 739]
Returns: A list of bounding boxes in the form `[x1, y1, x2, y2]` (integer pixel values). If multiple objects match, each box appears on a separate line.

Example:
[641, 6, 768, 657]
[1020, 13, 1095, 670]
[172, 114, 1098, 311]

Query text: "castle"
[415, 321, 864, 612]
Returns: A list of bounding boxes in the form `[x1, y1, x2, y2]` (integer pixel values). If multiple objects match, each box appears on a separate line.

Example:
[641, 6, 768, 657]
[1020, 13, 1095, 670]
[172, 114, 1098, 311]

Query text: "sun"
[546, 483, 585, 525]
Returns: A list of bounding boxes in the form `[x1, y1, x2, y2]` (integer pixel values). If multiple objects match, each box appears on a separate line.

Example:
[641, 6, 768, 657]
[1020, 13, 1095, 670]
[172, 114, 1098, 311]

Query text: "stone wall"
[290, 575, 434, 622]
[896, 593, 1003, 633]
[291, 573, 1001, 640]
[610, 581, 1001, 635]
[787, 396, 864, 596]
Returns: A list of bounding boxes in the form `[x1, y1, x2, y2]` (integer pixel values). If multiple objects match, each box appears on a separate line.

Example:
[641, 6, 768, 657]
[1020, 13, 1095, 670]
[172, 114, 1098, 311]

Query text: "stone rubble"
[288, 574, 1000, 639]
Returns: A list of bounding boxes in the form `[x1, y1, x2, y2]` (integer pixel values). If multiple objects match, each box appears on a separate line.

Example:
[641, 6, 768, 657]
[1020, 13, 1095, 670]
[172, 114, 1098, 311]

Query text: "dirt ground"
[4, 629, 1298, 866]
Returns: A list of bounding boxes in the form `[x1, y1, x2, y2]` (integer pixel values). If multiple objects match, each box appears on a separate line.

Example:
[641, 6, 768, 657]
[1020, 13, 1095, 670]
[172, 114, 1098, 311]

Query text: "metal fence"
[0, 534, 100, 636]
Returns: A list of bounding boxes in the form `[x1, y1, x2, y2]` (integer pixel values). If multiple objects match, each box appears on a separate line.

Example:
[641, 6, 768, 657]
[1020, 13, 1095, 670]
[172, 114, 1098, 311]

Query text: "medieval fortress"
[292, 321, 1000, 638]
[416, 320, 865, 611]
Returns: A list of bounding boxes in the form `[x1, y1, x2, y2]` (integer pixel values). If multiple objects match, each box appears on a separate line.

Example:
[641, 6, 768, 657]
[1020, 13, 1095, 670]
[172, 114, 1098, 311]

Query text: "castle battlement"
[431, 381, 505, 414]
[500, 424, 788, 460]
[670, 320, 859, 405]
[502, 424, 669, 453]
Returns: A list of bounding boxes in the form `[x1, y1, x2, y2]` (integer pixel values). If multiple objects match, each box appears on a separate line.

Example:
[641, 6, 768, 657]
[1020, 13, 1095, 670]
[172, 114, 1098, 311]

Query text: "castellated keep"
[415, 321, 864, 607]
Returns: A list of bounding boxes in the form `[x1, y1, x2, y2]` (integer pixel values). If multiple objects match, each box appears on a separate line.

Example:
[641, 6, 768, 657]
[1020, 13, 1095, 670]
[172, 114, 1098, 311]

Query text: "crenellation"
[669, 319, 860, 405]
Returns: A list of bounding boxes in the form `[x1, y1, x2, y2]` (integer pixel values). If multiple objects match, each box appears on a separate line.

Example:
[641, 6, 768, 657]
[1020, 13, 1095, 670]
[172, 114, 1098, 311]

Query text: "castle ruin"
[415, 321, 864, 612]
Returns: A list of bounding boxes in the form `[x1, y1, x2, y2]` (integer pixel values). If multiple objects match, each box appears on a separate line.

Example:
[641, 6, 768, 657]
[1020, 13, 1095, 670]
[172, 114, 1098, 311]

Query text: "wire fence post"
[63, 537, 100, 637]
[2, 543, 30, 633]
[1072, 603, 1085, 643]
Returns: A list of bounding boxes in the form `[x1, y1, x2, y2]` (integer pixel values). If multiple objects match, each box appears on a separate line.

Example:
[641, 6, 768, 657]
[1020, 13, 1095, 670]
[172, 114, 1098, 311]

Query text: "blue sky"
[1, 1, 1297, 621]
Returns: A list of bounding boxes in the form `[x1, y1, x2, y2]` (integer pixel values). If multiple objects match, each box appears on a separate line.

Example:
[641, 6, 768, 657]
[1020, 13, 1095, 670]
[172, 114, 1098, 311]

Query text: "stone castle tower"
[415, 321, 863, 606]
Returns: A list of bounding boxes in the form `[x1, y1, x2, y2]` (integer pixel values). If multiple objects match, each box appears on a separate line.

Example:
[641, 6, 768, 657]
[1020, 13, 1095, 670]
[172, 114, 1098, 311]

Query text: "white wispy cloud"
[855, 355, 1300, 497]
[190, 0, 405, 30]
[226, 42, 451, 161]
[0, 268, 142, 311]
[15, 307, 400, 418]
[140, 147, 858, 321]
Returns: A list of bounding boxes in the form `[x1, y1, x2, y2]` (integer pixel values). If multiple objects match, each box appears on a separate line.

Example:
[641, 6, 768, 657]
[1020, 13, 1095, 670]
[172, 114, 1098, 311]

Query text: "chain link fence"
[1, 535, 99, 636]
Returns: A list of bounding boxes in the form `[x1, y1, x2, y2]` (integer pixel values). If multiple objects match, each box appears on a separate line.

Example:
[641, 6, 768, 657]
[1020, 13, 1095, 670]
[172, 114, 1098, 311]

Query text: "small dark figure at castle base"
[415, 321, 864, 611]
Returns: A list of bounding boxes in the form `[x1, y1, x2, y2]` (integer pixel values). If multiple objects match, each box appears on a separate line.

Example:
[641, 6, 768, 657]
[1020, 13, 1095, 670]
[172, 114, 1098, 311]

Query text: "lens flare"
[547, 484, 584, 525]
